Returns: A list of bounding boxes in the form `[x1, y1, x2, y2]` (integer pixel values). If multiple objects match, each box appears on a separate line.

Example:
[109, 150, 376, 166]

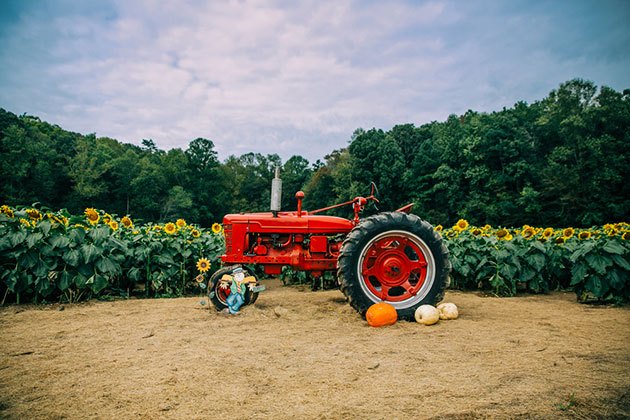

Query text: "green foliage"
[2, 79, 628, 227]
[0, 206, 224, 303]
[279, 267, 338, 290]
[567, 237, 630, 302]
[306, 79, 630, 226]
[445, 223, 630, 302]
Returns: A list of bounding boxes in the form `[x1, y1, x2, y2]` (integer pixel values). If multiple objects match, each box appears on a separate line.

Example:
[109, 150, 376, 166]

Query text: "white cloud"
[0, 0, 628, 162]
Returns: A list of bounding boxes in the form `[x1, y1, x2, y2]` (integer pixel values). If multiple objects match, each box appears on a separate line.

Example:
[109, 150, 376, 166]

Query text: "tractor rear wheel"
[208, 265, 259, 311]
[337, 212, 450, 321]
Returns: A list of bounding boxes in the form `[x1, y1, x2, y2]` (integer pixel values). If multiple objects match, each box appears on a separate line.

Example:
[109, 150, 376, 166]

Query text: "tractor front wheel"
[337, 212, 450, 321]
[208, 265, 259, 311]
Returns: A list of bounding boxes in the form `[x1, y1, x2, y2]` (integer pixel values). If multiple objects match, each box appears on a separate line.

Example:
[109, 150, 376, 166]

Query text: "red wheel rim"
[216, 284, 231, 304]
[359, 231, 433, 305]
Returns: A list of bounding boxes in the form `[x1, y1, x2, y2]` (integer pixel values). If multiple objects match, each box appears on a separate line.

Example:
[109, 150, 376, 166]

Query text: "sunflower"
[521, 226, 535, 239]
[176, 218, 186, 228]
[103, 213, 112, 224]
[164, 222, 177, 235]
[26, 208, 42, 221]
[196, 258, 211, 273]
[555, 236, 566, 244]
[453, 219, 469, 232]
[195, 274, 205, 283]
[542, 228, 554, 239]
[121, 216, 133, 228]
[1, 205, 14, 218]
[212, 223, 223, 234]
[84, 208, 100, 225]
[622, 231, 630, 241]
[578, 231, 591, 240]
[607, 228, 619, 237]
[154, 225, 163, 232]
[191, 229, 201, 238]
[471, 228, 482, 236]
[496, 228, 508, 239]
[504, 233, 513, 241]
[482, 224, 492, 231]
[434, 225, 443, 232]
[47, 213, 64, 226]
[19, 218, 31, 227]
[109, 221, 119, 231]
[562, 227, 575, 240]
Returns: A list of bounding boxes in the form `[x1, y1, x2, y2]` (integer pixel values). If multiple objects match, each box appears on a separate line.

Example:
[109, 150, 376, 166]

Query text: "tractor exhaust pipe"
[270, 166, 282, 216]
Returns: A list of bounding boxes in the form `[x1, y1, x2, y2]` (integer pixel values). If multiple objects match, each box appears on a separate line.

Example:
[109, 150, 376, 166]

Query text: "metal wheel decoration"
[358, 230, 435, 308]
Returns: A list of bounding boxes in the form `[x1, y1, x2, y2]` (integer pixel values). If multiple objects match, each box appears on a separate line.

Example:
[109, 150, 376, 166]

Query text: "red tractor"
[208, 170, 450, 320]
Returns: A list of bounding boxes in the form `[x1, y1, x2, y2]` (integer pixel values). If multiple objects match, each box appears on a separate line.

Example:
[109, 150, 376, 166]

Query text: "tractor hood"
[222, 212, 354, 235]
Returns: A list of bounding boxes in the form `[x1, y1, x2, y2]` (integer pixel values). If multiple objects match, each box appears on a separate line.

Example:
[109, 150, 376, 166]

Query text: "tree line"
[1, 79, 628, 227]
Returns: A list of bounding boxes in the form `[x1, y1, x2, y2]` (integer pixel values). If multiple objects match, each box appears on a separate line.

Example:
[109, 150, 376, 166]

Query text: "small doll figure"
[219, 267, 257, 314]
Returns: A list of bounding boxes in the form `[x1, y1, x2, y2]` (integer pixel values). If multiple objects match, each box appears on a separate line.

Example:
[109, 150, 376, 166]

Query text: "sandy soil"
[1, 279, 629, 419]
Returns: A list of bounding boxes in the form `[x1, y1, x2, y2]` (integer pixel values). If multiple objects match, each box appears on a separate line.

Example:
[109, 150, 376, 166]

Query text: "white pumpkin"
[437, 302, 459, 320]
[414, 305, 440, 325]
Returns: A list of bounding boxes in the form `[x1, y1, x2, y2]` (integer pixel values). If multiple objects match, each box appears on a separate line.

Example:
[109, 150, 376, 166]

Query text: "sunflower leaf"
[570, 241, 596, 262]
[81, 243, 101, 264]
[39, 220, 52, 236]
[611, 254, 630, 270]
[63, 249, 81, 267]
[18, 250, 38, 269]
[528, 253, 546, 272]
[25, 232, 43, 249]
[87, 274, 109, 294]
[59, 271, 72, 291]
[95, 257, 119, 276]
[602, 241, 626, 255]
[571, 263, 588, 286]
[585, 253, 612, 275]
[585, 275, 608, 298]
[50, 235, 70, 249]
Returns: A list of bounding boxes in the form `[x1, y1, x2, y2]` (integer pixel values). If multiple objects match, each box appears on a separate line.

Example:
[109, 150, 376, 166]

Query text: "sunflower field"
[1, 203, 629, 304]
[442, 220, 630, 302]
[0, 205, 224, 304]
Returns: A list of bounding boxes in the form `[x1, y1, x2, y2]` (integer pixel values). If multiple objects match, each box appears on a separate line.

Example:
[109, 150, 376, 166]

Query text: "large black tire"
[337, 212, 450, 321]
[208, 265, 259, 311]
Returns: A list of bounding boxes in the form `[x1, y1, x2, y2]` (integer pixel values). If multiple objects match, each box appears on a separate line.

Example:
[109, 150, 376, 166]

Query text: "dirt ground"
[1, 279, 629, 419]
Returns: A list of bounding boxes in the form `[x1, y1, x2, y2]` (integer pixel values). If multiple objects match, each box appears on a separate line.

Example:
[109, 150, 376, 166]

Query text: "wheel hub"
[379, 255, 409, 286]
[360, 233, 429, 303]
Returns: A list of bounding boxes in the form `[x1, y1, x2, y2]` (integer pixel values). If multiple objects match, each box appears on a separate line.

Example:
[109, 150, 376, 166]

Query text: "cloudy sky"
[0, 0, 628, 162]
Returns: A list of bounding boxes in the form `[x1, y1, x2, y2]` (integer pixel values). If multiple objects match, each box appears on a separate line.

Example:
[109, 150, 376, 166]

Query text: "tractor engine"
[221, 209, 354, 277]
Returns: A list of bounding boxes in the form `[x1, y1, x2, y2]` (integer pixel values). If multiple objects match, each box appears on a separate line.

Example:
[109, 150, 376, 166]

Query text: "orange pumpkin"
[366, 302, 398, 327]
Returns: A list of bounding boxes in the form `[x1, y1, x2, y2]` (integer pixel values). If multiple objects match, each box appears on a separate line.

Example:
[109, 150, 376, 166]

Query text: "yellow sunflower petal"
[196, 258, 211, 273]
[164, 222, 177, 234]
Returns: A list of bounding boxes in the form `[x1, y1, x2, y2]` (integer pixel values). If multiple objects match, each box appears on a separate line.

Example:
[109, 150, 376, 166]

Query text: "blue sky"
[0, 0, 628, 163]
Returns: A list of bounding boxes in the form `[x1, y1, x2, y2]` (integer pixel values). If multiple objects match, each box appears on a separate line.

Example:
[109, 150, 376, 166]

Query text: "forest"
[1, 79, 628, 228]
